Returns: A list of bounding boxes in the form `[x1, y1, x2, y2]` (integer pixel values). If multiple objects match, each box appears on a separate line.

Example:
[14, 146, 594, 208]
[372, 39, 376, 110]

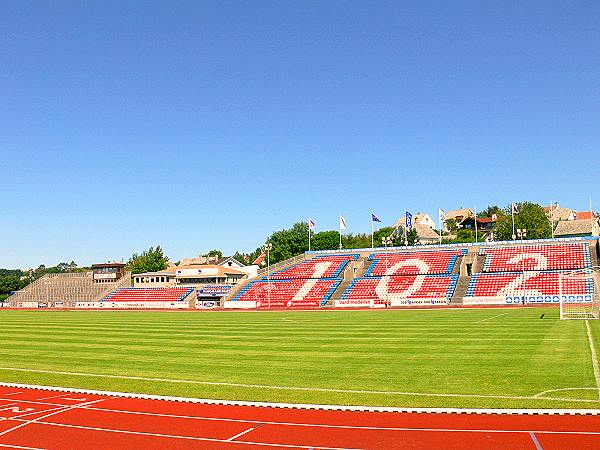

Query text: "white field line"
[1, 382, 600, 416]
[534, 387, 598, 399]
[0, 397, 108, 438]
[1, 367, 598, 404]
[475, 313, 508, 324]
[7, 418, 355, 450]
[586, 321, 600, 400]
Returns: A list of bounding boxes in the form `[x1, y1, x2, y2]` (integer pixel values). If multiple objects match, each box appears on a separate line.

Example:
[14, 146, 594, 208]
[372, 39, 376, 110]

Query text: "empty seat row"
[102, 287, 194, 302]
[233, 278, 341, 308]
[479, 243, 591, 273]
[342, 274, 458, 302]
[365, 249, 466, 276]
[269, 254, 359, 279]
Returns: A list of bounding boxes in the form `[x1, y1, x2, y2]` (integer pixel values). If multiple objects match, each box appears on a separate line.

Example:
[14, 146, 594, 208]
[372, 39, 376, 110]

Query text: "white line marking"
[0, 444, 45, 450]
[8, 416, 600, 437]
[534, 387, 597, 399]
[9, 419, 354, 450]
[1, 367, 598, 404]
[529, 431, 543, 450]
[74, 405, 600, 435]
[586, 321, 600, 400]
[1, 382, 599, 415]
[475, 312, 508, 324]
[0, 397, 107, 438]
[226, 425, 260, 441]
[3, 393, 23, 397]
[34, 394, 68, 401]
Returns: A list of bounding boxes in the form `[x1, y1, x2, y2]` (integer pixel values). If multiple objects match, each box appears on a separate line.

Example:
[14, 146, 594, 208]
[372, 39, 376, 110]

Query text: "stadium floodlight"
[265, 243, 273, 309]
[560, 267, 599, 320]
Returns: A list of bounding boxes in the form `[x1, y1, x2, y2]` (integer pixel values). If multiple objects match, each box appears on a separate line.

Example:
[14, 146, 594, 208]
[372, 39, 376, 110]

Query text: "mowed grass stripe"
[0, 308, 598, 408]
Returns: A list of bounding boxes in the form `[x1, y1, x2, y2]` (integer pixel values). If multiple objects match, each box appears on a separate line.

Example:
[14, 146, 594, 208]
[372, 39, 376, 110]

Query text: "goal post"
[559, 267, 600, 320]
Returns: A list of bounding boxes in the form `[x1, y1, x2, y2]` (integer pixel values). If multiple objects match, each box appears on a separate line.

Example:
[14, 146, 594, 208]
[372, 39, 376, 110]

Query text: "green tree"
[478, 205, 506, 219]
[267, 222, 309, 264]
[206, 249, 223, 259]
[311, 230, 340, 251]
[495, 202, 552, 241]
[126, 246, 169, 274]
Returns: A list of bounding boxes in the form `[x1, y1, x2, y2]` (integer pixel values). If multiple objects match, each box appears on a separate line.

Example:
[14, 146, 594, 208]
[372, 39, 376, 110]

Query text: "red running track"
[0, 385, 599, 449]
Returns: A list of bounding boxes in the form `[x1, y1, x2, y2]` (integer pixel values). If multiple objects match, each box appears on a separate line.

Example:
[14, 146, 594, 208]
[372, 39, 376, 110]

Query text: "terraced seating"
[480, 243, 591, 273]
[365, 249, 466, 277]
[233, 278, 341, 308]
[465, 271, 594, 303]
[102, 287, 194, 303]
[269, 254, 359, 279]
[341, 274, 458, 305]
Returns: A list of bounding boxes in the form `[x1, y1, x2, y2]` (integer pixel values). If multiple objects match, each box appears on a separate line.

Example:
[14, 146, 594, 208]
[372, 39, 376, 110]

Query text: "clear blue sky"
[1, 1, 598, 268]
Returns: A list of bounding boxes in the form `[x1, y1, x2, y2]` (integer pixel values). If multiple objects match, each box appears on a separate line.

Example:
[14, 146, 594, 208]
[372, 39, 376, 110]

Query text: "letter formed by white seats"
[375, 259, 429, 301]
[292, 262, 332, 301]
[498, 253, 548, 298]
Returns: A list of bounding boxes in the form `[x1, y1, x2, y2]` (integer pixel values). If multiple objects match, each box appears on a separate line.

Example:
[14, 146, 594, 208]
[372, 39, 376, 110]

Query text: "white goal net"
[559, 268, 599, 320]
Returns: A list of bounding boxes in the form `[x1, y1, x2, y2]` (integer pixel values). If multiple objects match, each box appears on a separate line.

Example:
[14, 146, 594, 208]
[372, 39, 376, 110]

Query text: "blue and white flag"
[339, 215, 347, 231]
[405, 211, 413, 229]
[308, 218, 316, 230]
[371, 213, 381, 223]
[438, 208, 446, 224]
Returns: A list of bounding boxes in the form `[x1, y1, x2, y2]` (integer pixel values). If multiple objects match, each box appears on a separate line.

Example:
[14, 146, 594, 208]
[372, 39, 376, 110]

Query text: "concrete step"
[450, 275, 471, 305]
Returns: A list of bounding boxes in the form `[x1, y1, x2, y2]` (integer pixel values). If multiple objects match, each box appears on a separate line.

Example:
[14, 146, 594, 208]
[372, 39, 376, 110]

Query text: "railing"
[256, 253, 308, 278]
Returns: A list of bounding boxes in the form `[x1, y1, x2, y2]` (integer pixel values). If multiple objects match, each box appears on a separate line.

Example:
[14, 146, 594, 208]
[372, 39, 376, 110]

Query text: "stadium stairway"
[325, 256, 370, 306]
[450, 275, 470, 305]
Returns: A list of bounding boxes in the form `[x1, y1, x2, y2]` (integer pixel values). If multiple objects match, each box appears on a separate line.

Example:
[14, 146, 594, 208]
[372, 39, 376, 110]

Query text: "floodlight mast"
[381, 235, 393, 308]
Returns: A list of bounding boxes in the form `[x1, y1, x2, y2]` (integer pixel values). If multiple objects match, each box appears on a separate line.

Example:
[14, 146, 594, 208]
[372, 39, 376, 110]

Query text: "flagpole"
[403, 210, 408, 246]
[474, 205, 478, 243]
[339, 216, 342, 250]
[308, 219, 311, 252]
[511, 205, 515, 240]
[371, 214, 374, 250]
[590, 196, 594, 236]
[438, 209, 442, 245]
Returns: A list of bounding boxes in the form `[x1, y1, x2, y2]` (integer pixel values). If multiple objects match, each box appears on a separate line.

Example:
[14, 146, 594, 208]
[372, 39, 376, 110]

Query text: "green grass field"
[0, 307, 599, 409]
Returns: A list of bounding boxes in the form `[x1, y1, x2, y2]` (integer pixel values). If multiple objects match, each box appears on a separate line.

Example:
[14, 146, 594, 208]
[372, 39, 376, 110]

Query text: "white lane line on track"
[1, 382, 600, 415]
[529, 431, 543, 450]
[474, 313, 508, 324]
[8, 416, 600, 437]
[1, 367, 599, 404]
[226, 425, 261, 441]
[34, 394, 68, 401]
[0, 444, 45, 450]
[3, 393, 22, 397]
[585, 321, 600, 400]
[7, 419, 355, 450]
[0, 397, 108, 438]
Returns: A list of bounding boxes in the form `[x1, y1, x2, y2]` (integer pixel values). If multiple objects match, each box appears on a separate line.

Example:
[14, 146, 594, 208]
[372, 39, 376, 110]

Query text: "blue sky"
[1, 1, 598, 268]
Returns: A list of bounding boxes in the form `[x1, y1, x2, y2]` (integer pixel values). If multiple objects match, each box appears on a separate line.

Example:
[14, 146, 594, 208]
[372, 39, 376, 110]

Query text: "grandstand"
[7, 237, 599, 310]
[7, 270, 131, 308]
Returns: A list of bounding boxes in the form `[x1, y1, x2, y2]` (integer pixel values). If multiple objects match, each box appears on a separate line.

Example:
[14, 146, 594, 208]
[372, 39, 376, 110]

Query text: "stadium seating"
[480, 243, 591, 273]
[341, 274, 458, 304]
[269, 254, 359, 279]
[233, 278, 341, 308]
[465, 271, 594, 303]
[365, 249, 466, 277]
[102, 287, 194, 303]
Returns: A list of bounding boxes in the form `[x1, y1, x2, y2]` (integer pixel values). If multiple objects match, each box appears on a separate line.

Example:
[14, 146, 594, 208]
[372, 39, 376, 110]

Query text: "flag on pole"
[371, 213, 381, 223]
[405, 211, 413, 229]
[339, 215, 347, 230]
[512, 203, 519, 214]
[438, 208, 446, 224]
[308, 218, 316, 230]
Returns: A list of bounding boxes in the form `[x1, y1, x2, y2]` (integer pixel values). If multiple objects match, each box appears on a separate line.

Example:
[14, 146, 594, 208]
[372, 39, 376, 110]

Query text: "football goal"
[559, 267, 599, 320]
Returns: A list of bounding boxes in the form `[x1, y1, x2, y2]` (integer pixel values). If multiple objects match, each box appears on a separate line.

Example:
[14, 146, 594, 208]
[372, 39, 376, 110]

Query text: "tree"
[267, 222, 309, 264]
[311, 231, 340, 251]
[478, 205, 506, 219]
[406, 228, 420, 246]
[495, 202, 552, 241]
[126, 246, 169, 274]
[445, 219, 459, 234]
[206, 249, 223, 259]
